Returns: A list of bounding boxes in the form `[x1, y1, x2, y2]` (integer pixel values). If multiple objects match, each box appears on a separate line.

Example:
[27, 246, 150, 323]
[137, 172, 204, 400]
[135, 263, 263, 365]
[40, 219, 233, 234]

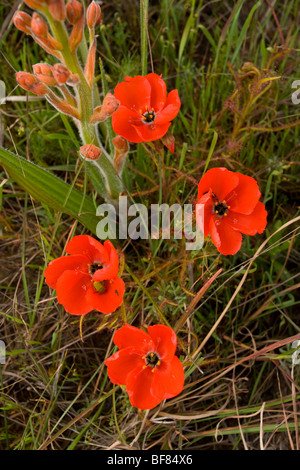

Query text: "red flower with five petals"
[111, 73, 181, 144]
[105, 323, 185, 410]
[44, 235, 125, 315]
[196, 167, 267, 255]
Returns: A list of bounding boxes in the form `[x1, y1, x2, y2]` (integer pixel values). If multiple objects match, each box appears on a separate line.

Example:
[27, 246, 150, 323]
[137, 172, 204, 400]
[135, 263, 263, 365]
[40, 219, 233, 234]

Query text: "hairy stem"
[44, 13, 122, 203]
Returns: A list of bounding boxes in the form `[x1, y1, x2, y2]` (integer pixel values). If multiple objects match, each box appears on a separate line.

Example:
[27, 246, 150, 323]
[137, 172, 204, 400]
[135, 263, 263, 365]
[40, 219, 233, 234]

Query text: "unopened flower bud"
[112, 135, 129, 152]
[46, 90, 81, 119]
[46, 0, 67, 22]
[112, 136, 129, 174]
[89, 93, 119, 124]
[67, 73, 80, 86]
[86, 1, 101, 29]
[161, 131, 175, 154]
[31, 12, 48, 38]
[84, 38, 96, 88]
[23, 0, 46, 11]
[68, 14, 85, 52]
[89, 106, 105, 124]
[35, 35, 63, 58]
[52, 63, 71, 84]
[13, 12, 32, 35]
[33, 63, 57, 86]
[66, 0, 84, 25]
[80, 144, 102, 161]
[103, 93, 119, 115]
[16, 72, 49, 96]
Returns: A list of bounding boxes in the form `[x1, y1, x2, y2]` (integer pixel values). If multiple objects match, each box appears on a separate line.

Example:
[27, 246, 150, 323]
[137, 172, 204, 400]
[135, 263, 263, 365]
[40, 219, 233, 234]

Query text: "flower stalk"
[140, 0, 149, 75]
[14, 0, 123, 205]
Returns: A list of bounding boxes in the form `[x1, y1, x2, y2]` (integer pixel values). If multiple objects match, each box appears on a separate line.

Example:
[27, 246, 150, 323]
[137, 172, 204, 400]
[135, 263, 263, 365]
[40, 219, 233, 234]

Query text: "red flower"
[196, 167, 267, 255]
[105, 323, 185, 410]
[111, 73, 181, 144]
[44, 235, 125, 315]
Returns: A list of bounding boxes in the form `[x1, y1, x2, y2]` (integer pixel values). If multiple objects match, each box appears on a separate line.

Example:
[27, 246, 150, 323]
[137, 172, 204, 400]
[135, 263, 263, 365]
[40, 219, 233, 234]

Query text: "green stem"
[45, 14, 123, 203]
[45, 17, 94, 135]
[140, 0, 149, 75]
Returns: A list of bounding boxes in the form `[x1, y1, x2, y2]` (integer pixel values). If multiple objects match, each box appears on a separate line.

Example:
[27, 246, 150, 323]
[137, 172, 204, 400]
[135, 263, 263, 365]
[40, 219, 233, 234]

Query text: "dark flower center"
[140, 105, 155, 123]
[89, 263, 102, 275]
[213, 199, 230, 217]
[89, 263, 107, 294]
[142, 352, 161, 371]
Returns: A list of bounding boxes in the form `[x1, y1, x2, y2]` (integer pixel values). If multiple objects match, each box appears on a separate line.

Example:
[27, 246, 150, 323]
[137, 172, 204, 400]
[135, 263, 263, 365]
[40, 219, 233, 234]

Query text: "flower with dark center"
[44, 235, 125, 315]
[105, 323, 185, 410]
[111, 73, 181, 144]
[196, 167, 268, 255]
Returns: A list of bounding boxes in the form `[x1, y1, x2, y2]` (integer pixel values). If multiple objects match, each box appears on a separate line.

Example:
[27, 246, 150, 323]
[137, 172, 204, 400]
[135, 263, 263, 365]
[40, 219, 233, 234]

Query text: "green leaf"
[0, 147, 99, 234]
[178, 7, 195, 64]
[198, 25, 217, 52]
[230, 1, 261, 64]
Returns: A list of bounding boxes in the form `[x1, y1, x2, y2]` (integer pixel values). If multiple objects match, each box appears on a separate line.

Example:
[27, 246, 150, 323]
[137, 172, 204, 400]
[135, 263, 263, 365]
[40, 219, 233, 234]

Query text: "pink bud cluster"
[13, 2, 105, 122]
[13, 1, 130, 176]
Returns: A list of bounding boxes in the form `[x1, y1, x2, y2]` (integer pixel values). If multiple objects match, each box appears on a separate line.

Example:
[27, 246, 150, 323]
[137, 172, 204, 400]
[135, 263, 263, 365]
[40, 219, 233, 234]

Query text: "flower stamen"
[142, 110, 155, 123]
[89, 262, 102, 275]
[213, 200, 229, 217]
[139, 104, 155, 123]
[144, 351, 160, 368]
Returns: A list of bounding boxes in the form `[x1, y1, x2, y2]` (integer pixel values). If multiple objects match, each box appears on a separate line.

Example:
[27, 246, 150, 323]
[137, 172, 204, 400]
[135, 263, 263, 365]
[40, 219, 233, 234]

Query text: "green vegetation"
[0, 0, 299, 450]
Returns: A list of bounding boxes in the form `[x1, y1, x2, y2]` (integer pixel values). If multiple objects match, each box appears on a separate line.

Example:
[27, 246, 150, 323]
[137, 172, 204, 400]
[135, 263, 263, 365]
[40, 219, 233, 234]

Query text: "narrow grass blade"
[0, 147, 99, 234]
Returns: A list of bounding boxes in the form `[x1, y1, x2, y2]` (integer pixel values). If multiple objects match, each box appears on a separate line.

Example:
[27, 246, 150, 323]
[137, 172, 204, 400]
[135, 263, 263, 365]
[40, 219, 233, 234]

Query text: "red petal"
[112, 324, 153, 352]
[104, 347, 144, 385]
[66, 235, 109, 264]
[87, 277, 125, 314]
[147, 324, 177, 361]
[44, 254, 89, 289]
[209, 216, 242, 255]
[114, 75, 151, 112]
[196, 189, 214, 237]
[226, 201, 267, 235]
[126, 366, 161, 409]
[225, 173, 261, 214]
[151, 356, 185, 400]
[132, 121, 171, 142]
[55, 270, 93, 315]
[145, 73, 167, 112]
[111, 106, 144, 143]
[154, 89, 181, 125]
[92, 240, 120, 281]
[197, 168, 239, 202]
